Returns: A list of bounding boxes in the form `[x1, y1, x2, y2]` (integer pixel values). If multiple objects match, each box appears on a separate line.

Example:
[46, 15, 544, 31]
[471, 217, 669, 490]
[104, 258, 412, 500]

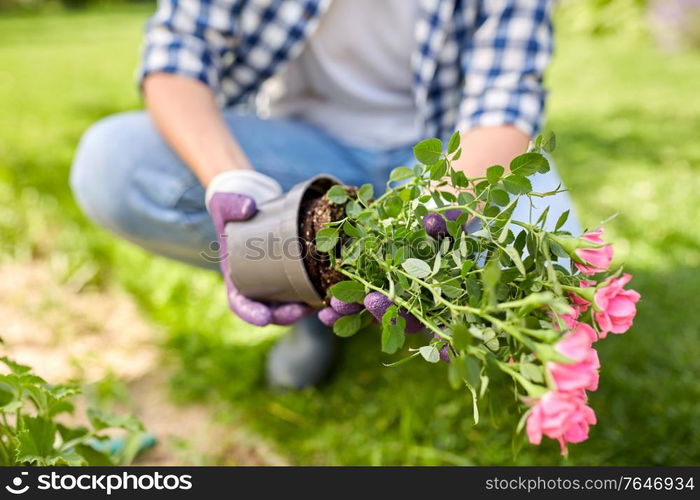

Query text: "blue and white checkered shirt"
[139, 0, 553, 141]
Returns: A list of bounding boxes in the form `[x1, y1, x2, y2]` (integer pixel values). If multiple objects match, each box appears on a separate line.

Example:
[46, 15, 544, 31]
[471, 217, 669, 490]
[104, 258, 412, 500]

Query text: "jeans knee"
[70, 112, 143, 232]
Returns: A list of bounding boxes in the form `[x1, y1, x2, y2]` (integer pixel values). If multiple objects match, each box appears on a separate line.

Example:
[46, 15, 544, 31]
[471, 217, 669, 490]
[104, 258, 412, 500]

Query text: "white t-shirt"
[265, 0, 420, 149]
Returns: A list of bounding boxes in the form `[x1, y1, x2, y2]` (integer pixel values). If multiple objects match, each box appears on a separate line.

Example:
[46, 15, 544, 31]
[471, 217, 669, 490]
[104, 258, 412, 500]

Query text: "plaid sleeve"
[457, 0, 554, 138]
[137, 0, 238, 93]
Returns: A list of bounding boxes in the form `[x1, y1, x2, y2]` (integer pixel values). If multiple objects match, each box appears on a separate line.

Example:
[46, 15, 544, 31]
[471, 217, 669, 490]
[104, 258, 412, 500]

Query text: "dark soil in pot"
[299, 187, 357, 301]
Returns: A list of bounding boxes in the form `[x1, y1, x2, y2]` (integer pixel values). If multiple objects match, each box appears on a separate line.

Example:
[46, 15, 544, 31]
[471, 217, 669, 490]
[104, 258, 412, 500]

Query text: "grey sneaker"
[265, 316, 337, 389]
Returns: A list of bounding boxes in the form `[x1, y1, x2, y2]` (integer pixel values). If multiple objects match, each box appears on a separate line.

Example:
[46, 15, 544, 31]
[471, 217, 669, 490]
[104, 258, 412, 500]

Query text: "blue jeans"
[70, 111, 580, 271]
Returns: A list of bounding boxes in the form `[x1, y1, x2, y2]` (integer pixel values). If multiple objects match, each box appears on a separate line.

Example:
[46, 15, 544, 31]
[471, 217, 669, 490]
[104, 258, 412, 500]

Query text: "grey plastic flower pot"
[224, 175, 340, 307]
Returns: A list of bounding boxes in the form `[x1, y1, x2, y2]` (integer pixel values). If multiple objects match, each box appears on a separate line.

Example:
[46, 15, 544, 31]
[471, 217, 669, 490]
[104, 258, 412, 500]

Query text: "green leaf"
[74, 444, 114, 466]
[384, 196, 403, 217]
[326, 185, 348, 204]
[87, 408, 144, 433]
[536, 206, 550, 226]
[1, 399, 22, 414]
[504, 246, 526, 276]
[482, 256, 501, 289]
[50, 449, 88, 466]
[0, 385, 21, 413]
[315, 227, 339, 253]
[503, 174, 533, 195]
[448, 355, 467, 389]
[329, 280, 365, 303]
[550, 241, 569, 259]
[389, 166, 414, 182]
[345, 200, 363, 217]
[56, 423, 89, 443]
[554, 209, 570, 231]
[413, 138, 443, 165]
[358, 184, 374, 204]
[458, 191, 475, 207]
[447, 131, 461, 154]
[0, 356, 32, 374]
[333, 313, 363, 337]
[488, 188, 509, 206]
[451, 170, 469, 188]
[483, 204, 500, 217]
[16, 423, 87, 465]
[414, 204, 428, 217]
[442, 284, 462, 299]
[510, 152, 549, 176]
[400, 185, 420, 202]
[23, 385, 50, 416]
[429, 159, 448, 180]
[48, 384, 80, 401]
[486, 165, 504, 185]
[381, 306, 406, 354]
[17, 416, 56, 459]
[341, 240, 361, 264]
[401, 258, 432, 279]
[482, 328, 500, 351]
[393, 246, 407, 266]
[431, 190, 445, 208]
[451, 324, 470, 351]
[466, 357, 482, 390]
[431, 250, 442, 275]
[342, 220, 361, 237]
[541, 131, 556, 153]
[514, 230, 527, 253]
[520, 363, 544, 383]
[419, 345, 440, 363]
[441, 190, 457, 203]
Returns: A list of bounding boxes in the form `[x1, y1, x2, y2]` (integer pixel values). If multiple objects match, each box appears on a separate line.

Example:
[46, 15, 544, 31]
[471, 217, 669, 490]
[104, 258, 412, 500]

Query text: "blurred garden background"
[0, 0, 699, 465]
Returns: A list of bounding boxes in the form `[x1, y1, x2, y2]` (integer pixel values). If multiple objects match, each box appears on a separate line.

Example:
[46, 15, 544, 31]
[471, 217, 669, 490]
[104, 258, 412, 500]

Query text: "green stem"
[1, 413, 11, 433]
[0, 423, 14, 465]
[0, 437, 9, 465]
[511, 220, 538, 232]
[520, 328, 559, 342]
[495, 297, 535, 309]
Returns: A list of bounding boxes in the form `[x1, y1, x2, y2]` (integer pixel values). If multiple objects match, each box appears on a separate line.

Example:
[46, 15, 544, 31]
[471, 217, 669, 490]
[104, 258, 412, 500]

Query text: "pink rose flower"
[569, 280, 595, 313]
[559, 309, 579, 330]
[550, 307, 581, 332]
[526, 390, 597, 455]
[574, 228, 613, 275]
[548, 323, 600, 392]
[593, 273, 641, 338]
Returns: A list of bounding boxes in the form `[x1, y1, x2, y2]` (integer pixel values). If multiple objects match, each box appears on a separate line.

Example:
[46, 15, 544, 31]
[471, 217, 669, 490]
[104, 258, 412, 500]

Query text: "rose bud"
[575, 228, 613, 275]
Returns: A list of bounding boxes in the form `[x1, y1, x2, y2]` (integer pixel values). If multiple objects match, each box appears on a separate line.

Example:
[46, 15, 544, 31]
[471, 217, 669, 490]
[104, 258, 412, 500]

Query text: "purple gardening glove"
[206, 171, 313, 327]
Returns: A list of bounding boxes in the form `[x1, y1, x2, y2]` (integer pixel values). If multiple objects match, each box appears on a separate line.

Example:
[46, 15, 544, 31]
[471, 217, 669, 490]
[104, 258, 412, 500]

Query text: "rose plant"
[313, 132, 640, 455]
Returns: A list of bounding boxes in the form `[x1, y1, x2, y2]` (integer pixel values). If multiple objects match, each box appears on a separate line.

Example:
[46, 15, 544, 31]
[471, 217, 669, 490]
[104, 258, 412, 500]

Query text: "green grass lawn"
[1, 5, 699, 465]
